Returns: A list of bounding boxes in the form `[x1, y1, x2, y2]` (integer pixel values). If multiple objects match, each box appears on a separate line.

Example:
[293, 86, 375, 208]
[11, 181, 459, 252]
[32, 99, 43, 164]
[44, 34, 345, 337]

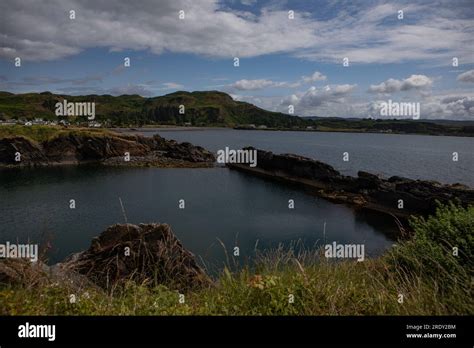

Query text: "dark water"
[151, 129, 474, 187]
[0, 165, 397, 268]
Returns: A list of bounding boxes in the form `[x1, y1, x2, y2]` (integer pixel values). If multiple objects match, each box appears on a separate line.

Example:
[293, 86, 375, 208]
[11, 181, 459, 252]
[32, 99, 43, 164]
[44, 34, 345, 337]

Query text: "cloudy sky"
[0, 0, 473, 119]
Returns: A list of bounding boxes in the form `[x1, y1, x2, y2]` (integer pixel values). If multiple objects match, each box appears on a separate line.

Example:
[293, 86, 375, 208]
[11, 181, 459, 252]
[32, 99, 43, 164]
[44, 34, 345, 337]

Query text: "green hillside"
[0, 90, 305, 128]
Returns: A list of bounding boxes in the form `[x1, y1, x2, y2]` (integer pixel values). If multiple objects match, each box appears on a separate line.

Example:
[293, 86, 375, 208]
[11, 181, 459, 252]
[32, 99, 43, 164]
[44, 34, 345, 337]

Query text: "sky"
[0, 0, 473, 119]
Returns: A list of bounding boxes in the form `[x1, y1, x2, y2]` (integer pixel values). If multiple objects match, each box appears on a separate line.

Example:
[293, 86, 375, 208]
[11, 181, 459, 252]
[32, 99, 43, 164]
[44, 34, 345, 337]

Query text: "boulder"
[60, 223, 210, 291]
[153, 134, 215, 163]
[253, 148, 341, 181]
[357, 171, 383, 190]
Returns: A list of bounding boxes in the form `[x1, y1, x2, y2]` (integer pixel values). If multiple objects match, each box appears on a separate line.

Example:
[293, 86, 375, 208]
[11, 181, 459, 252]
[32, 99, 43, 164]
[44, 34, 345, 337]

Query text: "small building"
[88, 121, 102, 128]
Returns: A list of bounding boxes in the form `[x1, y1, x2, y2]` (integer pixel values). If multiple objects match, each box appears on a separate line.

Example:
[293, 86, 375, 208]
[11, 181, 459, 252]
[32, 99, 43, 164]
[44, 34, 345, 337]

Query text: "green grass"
[0, 203, 472, 315]
[0, 125, 63, 142]
[0, 125, 118, 142]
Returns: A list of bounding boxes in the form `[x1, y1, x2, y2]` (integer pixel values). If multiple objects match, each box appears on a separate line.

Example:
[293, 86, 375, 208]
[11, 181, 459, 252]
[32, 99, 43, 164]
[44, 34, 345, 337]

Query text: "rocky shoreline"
[0, 132, 215, 168]
[227, 147, 474, 219]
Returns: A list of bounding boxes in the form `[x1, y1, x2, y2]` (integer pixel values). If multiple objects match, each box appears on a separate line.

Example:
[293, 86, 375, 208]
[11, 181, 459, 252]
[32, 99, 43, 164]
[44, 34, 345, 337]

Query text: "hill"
[0, 90, 306, 128]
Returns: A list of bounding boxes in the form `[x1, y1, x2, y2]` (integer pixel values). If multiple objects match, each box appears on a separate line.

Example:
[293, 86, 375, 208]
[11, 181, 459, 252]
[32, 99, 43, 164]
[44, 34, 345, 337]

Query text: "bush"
[386, 203, 473, 277]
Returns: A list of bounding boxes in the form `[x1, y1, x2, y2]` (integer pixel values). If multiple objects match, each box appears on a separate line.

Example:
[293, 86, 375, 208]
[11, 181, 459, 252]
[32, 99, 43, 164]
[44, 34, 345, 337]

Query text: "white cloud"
[457, 69, 474, 83]
[295, 4, 474, 65]
[301, 71, 327, 84]
[0, 1, 472, 64]
[442, 95, 474, 117]
[369, 75, 433, 93]
[0, 0, 318, 61]
[241, 85, 474, 120]
[229, 84, 358, 116]
[366, 92, 474, 120]
[218, 86, 474, 120]
[280, 84, 357, 115]
[400, 75, 433, 90]
[231, 79, 278, 90]
[239, 0, 257, 6]
[368, 79, 403, 94]
[229, 71, 327, 91]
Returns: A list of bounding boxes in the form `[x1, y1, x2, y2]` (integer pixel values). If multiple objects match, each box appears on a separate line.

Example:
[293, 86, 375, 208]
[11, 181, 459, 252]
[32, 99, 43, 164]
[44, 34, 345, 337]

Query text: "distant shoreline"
[112, 126, 229, 132]
[113, 125, 474, 138]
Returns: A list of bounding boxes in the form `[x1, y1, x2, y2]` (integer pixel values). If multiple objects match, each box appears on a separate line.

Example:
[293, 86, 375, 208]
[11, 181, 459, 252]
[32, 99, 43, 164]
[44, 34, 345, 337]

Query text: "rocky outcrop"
[43, 133, 150, 162]
[0, 132, 215, 167]
[228, 148, 474, 218]
[256, 150, 340, 181]
[152, 134, 216, 163]
[0, 223, 210, 292]
[60, 223, 210, 291]
[0, 136, 49, 165]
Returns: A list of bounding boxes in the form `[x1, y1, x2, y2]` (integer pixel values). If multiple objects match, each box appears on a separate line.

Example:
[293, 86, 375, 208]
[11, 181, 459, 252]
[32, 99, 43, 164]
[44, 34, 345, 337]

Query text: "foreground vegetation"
[0, 203, 472, 315]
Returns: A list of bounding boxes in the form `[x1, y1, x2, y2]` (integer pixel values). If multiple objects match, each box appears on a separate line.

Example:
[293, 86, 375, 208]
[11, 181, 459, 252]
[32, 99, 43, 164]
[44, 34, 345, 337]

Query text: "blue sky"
[0, 0, 473, 119]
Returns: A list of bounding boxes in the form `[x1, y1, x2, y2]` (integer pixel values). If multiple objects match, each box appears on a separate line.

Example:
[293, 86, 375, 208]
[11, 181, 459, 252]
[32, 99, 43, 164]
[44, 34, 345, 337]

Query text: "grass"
[0, 203, 472, 315]
[0, 125, 118, 142]
[0, 125, 64, 142]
